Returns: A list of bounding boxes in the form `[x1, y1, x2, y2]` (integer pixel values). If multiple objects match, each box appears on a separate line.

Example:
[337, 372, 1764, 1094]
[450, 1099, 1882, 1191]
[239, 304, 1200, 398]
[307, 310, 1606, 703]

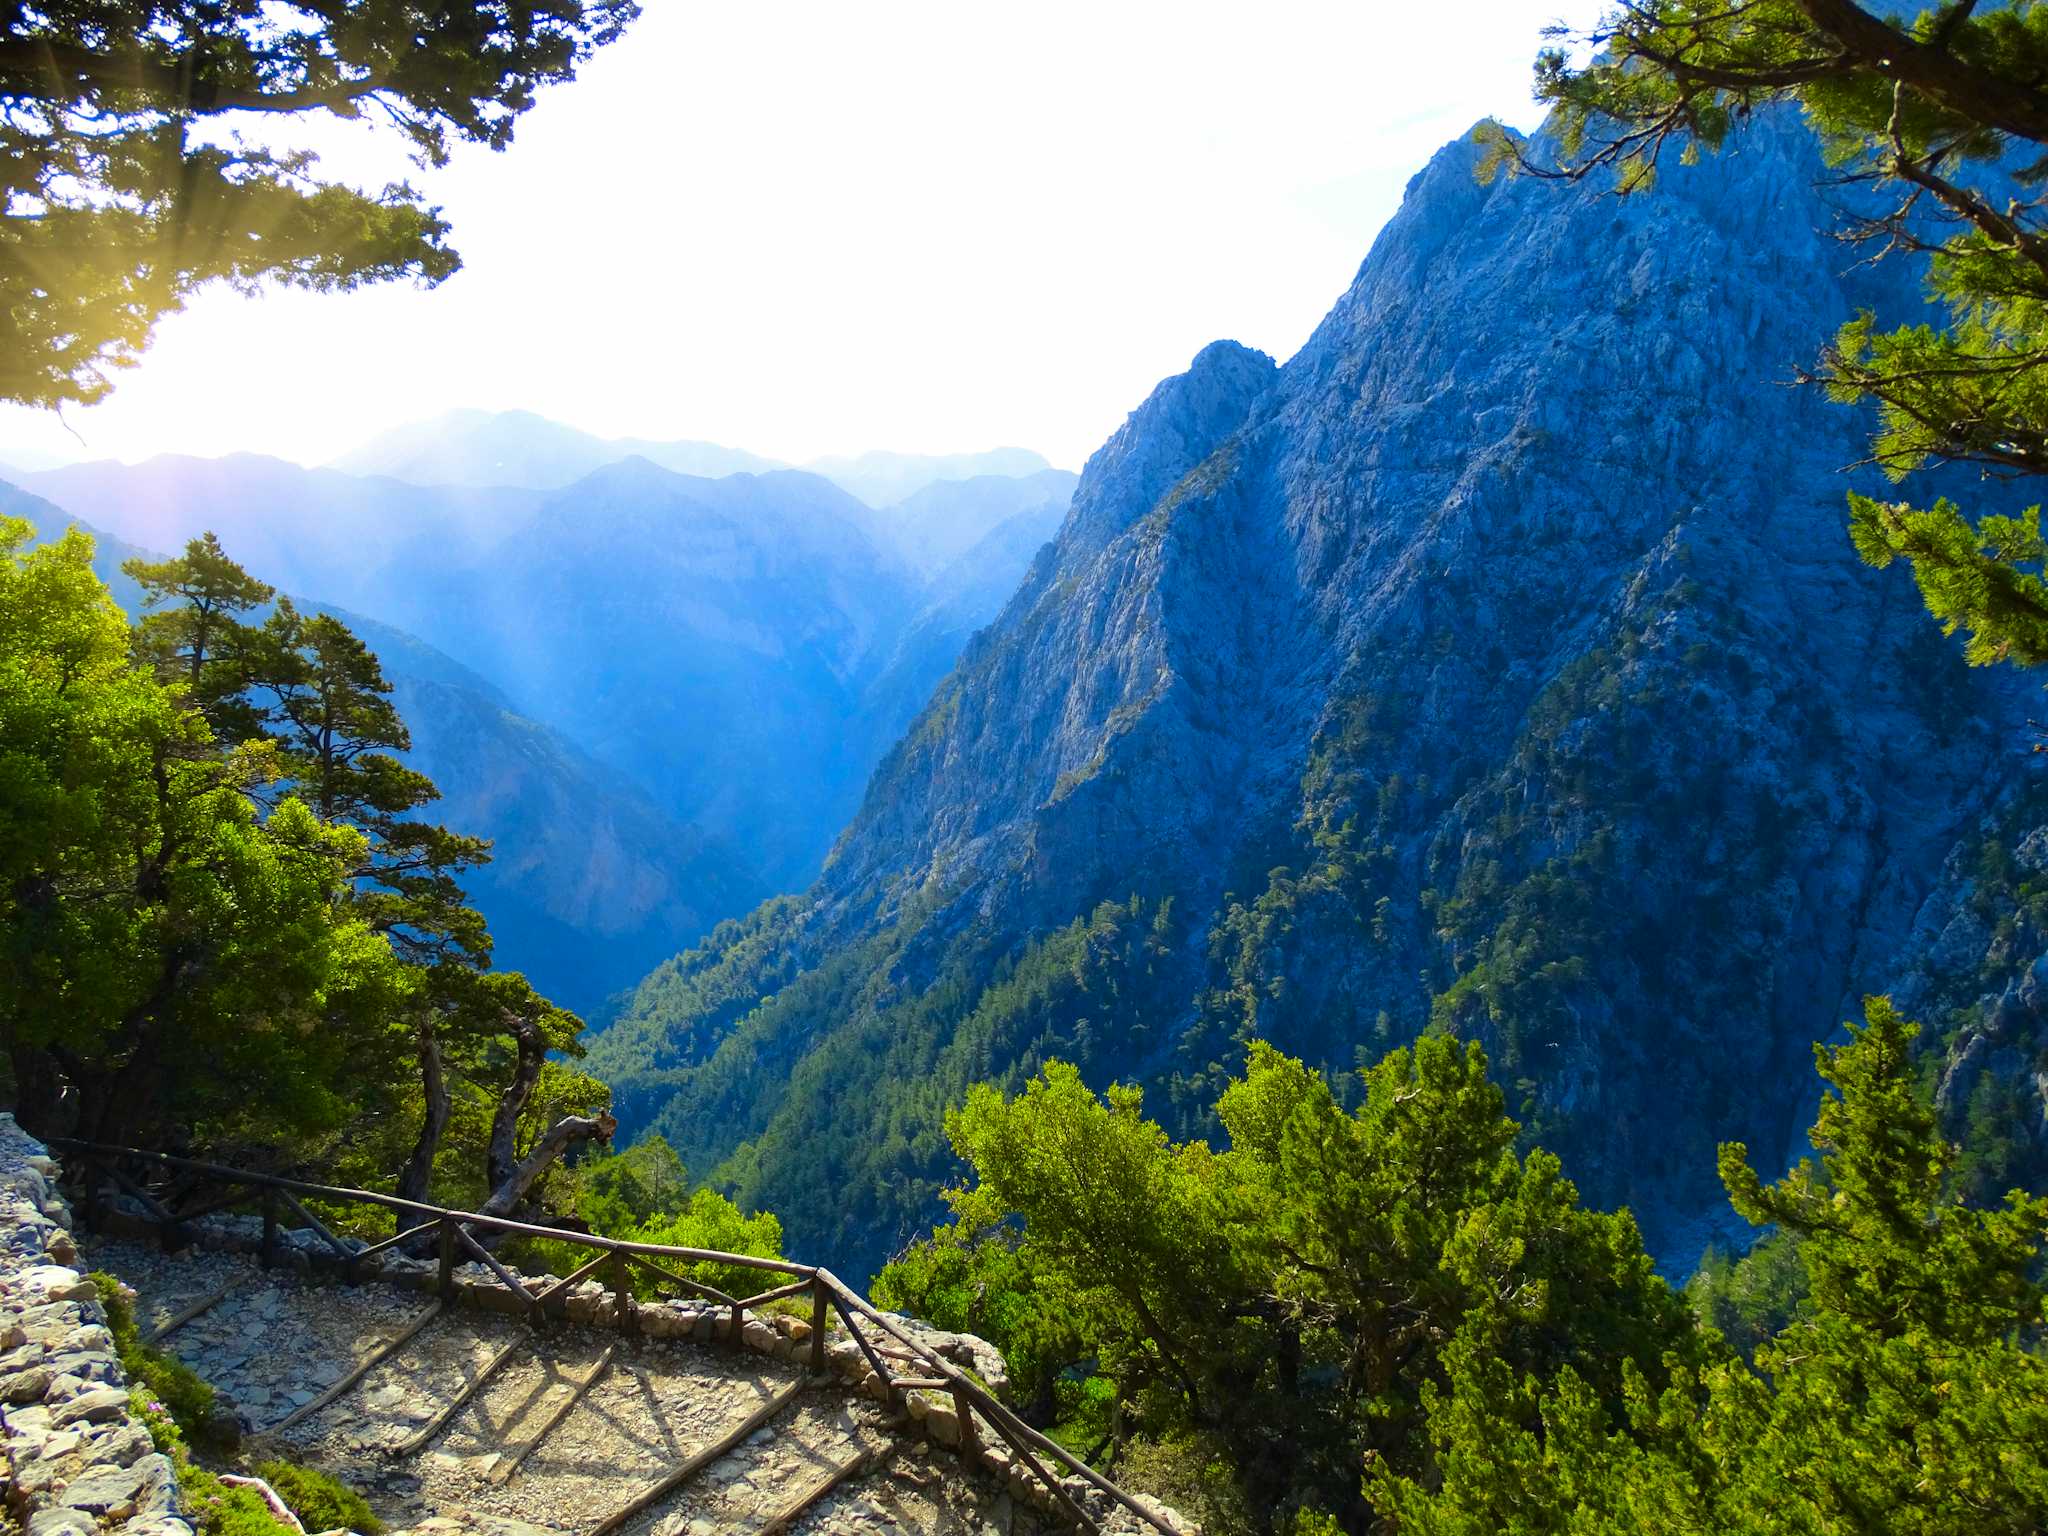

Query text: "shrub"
[254, 1460, 381, 1536]
[89, 1272, 221, 1444]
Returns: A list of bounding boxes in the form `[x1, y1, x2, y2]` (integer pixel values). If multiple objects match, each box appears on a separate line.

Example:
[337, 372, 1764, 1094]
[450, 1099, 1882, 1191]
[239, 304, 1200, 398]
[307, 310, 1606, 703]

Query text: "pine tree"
[123, 533, 274, 740]
[3, 0, 638, 409]
[1503, 2, 2048, 671]
[1373, 998, 2048, 1535]
[0, 519, 401, 1147]
[254, 599, 491, 967]
[110, 534, 604, 1204]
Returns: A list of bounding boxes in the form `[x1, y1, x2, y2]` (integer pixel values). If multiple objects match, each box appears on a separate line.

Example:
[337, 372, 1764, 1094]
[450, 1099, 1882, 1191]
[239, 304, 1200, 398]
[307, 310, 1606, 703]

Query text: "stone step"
[287, 1313, 524, 1458]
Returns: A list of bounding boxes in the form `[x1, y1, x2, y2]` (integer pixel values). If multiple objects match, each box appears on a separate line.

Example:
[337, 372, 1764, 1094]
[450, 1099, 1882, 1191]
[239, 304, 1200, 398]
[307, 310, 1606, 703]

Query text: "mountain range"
[18, 110, 2048, 1293]
[583, 112, 2048, 1282]
[4, 437, 1077, 1010]
[318, 408, 1057, 509]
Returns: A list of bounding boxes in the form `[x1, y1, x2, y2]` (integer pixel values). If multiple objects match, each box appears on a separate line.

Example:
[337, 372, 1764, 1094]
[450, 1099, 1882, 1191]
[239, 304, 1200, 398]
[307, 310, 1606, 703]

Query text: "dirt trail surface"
[83, 1239, 1066, 1536]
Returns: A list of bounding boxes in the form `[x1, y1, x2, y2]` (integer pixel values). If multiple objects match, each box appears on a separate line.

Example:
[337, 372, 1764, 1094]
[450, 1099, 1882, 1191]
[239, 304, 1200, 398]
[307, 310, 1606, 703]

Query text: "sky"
[0, 1, 1602, 474]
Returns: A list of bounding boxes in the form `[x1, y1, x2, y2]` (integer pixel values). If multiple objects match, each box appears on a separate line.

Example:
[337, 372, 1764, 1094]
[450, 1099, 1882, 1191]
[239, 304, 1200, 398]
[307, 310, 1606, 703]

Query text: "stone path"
[83, 1240, 1058, 1536]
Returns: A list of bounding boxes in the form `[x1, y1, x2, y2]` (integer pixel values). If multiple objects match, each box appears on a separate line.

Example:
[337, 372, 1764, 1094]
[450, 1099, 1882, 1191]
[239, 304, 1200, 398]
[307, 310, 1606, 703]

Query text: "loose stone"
[51, 1386, 131, 1426]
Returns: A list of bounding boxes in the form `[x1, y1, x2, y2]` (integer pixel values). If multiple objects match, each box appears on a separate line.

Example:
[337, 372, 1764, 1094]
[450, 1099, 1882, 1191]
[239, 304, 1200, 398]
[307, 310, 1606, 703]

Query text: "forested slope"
[589, 113, 2048, 1280]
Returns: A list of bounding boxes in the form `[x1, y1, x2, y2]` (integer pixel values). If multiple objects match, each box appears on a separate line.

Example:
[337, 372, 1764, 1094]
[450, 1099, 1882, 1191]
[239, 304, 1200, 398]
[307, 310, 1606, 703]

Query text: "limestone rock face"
[598, 111, 2047, 1277]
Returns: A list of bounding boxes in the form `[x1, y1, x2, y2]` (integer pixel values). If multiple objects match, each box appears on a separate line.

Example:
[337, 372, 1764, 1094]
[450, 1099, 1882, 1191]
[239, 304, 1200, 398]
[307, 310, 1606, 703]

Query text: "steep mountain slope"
[1, 484, 763, 1014]
[855, 503, 1072, 754]
[589, 114, 2047, 1280]
[339, 612, 767, 1015]
[330, 409, 783, 489]
[424, 460, 921, 890]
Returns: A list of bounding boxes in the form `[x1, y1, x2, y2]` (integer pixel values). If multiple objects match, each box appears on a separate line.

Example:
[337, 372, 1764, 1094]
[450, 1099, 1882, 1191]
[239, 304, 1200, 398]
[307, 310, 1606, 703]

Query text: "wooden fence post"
[436, 1216, 458, 1300]
[952, 1385, 976, 1459]
[809, 1277, 827, 1373]
[610, 1253, 637, 1335]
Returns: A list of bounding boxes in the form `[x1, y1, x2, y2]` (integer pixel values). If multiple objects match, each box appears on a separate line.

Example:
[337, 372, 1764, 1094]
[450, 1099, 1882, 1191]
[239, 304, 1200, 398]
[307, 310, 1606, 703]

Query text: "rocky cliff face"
[597, 112, 2046, 1279]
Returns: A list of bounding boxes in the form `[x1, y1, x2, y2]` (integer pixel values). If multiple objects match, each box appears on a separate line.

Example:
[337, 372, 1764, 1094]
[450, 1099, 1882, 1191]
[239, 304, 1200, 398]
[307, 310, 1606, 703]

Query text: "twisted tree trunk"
[396, 1019, 447, 1206]
[479, 1112, 615, 1219]
[484, 1010, 548, 1195]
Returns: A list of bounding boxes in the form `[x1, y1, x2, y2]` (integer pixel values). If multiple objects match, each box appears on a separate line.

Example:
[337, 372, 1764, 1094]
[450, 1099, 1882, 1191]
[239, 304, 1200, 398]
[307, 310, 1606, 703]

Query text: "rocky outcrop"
[0, 1116, 187, 1536]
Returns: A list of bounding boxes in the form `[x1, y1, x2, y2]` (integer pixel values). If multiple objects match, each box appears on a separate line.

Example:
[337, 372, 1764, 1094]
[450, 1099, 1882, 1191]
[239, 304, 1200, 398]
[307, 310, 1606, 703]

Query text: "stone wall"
[0, 1115, 188, 1536]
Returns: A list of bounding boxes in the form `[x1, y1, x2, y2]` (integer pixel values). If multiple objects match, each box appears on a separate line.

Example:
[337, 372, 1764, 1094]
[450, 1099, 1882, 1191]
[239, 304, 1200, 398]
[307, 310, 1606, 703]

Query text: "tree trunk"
[484, 1012, 547, 1194]
[478, 1113, 615, 1220]
[68, 946, 186, 1147]
[83, 1025, 170, 1148]
[396, 1020, 448, 1206]
[7, 1041, 69, 1140]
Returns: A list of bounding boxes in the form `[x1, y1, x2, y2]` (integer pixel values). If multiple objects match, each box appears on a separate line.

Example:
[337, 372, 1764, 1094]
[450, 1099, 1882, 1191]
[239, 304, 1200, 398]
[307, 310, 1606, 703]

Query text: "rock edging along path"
[58, 1147, 1191, 1536]
[0, 1115, 187, 1536]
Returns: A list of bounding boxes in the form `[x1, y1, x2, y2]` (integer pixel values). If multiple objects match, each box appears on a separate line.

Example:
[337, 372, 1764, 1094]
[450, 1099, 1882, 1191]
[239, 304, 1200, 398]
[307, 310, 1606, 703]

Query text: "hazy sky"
[0, 2, 1599, 473]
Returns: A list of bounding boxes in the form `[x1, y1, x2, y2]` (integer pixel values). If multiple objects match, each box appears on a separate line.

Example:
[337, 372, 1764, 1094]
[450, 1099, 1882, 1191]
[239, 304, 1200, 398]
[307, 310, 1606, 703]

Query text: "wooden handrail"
[625, 1252, 737, 1308]
[817, 1269, 1172, 1535]
[54, 1138, 1180, 1536]
[735, 1276, 813, 1310]
[52, 1139, 813, 1277]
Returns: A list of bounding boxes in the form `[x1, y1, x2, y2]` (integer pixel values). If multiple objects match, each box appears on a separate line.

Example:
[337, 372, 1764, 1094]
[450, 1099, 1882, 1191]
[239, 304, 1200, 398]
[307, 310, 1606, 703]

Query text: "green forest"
[0, 517, 782, 1275]
[872, 1005, 2048, 1534]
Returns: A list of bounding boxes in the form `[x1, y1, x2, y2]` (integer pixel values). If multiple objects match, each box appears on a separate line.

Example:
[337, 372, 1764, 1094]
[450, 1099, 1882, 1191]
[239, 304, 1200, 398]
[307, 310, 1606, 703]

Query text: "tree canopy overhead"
[1, 0, 638, 409]
[1500, 0, 2048, 673]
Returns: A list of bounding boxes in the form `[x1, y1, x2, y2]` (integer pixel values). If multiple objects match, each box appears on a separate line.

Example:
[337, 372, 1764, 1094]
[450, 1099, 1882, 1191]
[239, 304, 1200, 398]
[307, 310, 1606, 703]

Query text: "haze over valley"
[2, 429, 1078, 1009]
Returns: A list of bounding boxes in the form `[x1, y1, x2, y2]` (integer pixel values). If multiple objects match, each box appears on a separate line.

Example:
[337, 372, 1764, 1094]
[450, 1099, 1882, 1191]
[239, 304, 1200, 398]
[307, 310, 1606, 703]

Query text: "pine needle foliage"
[1497, 0, 2048, 672]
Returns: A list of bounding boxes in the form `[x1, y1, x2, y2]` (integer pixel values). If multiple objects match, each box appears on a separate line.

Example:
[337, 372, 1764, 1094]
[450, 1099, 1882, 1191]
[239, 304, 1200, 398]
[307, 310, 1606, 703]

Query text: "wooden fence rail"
[49, 1137, 1177, 1536]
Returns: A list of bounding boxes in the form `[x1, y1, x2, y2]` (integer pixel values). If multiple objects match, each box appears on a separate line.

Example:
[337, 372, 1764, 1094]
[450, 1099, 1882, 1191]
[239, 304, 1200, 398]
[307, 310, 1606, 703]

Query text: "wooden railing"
[51, 1138, 1175, 1536]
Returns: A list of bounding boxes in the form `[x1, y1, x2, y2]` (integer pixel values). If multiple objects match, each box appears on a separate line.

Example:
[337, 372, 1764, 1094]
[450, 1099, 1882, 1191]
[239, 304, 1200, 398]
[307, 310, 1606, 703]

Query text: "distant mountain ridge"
[328, 409, 783, 491]
[853, 469, 1079, 579]
[424, 458, 920, 889]
[9, 440, 1078, 992]
[803, 448, 1056, 511]
[13, 452, 539, 617]
[327, 408, 1063, 511]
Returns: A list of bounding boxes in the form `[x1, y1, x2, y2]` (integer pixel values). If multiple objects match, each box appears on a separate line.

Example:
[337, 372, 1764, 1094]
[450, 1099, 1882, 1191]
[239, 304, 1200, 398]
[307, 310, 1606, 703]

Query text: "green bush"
[123, 1384, 262, 1536]
[192, 1484, 300, 1536]
[254, 1460, 381, 1536]
[129, 1383, 378, 1536]
[90, 1272, 222, 1445]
